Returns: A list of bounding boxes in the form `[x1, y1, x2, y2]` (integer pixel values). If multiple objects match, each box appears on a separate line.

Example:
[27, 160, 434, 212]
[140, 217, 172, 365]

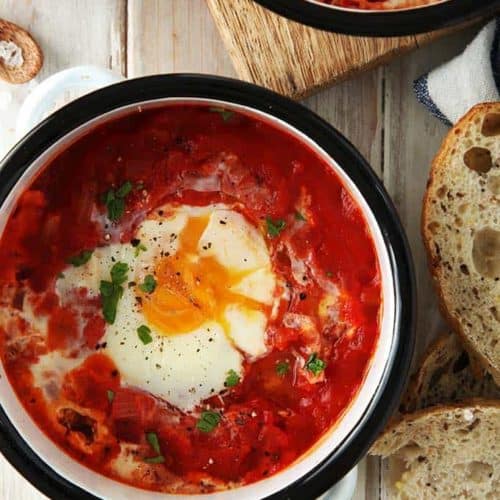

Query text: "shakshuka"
[0, 104, 381, 493]
[316, 0, 443, 9]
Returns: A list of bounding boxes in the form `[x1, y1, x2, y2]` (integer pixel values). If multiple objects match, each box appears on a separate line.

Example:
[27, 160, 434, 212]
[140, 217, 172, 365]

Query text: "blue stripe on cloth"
[490, 17, 500, 92]
[413, 74, 453, 126]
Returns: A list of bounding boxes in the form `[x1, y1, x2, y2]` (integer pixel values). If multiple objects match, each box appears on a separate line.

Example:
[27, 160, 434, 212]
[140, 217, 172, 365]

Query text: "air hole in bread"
[398, 443, 423, 462]
[467, 461, 493, 483]
[490, 306, 499, 322]
[427, 221, 440, 235]
[463, 147, 492, 174]
[468, 418, 481, 431]
[437, 186, 447, 198]
[452, 351, 470, 373]
[481, 113, 500, 136]
[472, 228, 500, 278]
[487, 175, 500, 196]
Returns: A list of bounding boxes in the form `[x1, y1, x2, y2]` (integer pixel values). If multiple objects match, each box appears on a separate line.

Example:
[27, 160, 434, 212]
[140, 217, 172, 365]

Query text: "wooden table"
[0, 1, 481, 498]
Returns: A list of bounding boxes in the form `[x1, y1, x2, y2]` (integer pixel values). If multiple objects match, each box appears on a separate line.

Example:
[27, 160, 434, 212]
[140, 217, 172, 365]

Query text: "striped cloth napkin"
[414, 19, 500, 125]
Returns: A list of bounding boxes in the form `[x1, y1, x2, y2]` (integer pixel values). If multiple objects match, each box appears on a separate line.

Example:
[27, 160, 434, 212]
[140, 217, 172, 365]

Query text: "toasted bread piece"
[422, 102, 500, 383]
[371, 401, 500, 499]
[0, 19, 43, 83]
[400, 332, 500, 413]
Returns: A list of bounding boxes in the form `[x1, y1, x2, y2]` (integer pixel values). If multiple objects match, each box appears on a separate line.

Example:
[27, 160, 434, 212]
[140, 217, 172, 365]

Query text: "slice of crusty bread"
[422, 102, 500, 384]
[400, 332, 500, 413]
[0, 19, 43, 84]
[370, 401, 500, 499]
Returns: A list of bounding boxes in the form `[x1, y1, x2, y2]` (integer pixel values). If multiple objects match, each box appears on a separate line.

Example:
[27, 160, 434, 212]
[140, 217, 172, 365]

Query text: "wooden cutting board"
[207, 0, 470, 99]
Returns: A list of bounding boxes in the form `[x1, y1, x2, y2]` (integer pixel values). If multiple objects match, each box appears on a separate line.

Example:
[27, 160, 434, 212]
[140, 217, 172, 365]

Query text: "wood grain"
[207, 0, 417, 99]
[381, 26, 479, 366]
[0, 0, 126, 79]
[304, 67, 383, 175]
[127, 0, 234, 77]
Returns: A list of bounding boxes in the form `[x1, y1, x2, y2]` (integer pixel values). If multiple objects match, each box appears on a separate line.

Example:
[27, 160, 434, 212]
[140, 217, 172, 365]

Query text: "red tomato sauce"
[317, 0, 439, 9]
[0, 104, 381, 493]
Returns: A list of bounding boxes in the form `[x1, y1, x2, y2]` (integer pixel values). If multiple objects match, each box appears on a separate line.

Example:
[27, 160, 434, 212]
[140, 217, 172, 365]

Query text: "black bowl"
[253, 0, 500, 37]
[0, 74, 415, 499]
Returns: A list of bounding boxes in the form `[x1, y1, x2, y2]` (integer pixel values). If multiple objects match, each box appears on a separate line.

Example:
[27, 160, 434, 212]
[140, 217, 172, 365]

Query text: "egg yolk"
[141, 216, 266, 335]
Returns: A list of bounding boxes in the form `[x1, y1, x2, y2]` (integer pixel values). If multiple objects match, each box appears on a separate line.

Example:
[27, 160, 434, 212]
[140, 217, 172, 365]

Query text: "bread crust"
[401, 332, 490, 413]
[370, 398, 500, 456]
[0, 19, 43, 84]
[422, 102, 500, 384]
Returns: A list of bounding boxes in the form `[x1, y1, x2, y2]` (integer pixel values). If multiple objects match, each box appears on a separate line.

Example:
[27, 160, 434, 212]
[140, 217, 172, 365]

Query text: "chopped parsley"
[209, 107, 234, 122]
[225, 369, 240, 387]
[102, 181, 133, 222]
[137, 325, 153, 344]
[57, 272, 65, 280]
[276, 361, 290, 377]
[100, 281, 123, 324]
[106, 389, 115, 403]
[144, 431, 164, 464]
[134, 243, 147, 257]
[100, 262, 129, 324]
[196, 411, 221, 433]
[139, 275, 157, 294]
[305, 353, 326, 376]
[110, 262, 129, 285]
[266, 217, 286, 238]
[115, 181, 133, 198]
[68, 249, 93, 267]
[144, 455, 165, 464]
[294, 210, 307, 222]
[146, 431, 161, 454]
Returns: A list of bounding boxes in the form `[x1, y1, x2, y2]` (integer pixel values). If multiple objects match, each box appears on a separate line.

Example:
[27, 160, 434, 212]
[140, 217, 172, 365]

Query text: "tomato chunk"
[82, 315, 106, 348]
[47, 306, 79, 351]
[62, 353, 120, 412]
[111, 388, 158, 443]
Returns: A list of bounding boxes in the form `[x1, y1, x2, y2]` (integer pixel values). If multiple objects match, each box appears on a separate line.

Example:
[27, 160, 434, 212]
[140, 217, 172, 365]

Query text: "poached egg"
[57, 204, 276, 411]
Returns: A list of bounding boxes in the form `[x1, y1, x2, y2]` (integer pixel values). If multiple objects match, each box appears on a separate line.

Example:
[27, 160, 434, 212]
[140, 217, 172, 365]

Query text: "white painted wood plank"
[127, 0, 234, 77]
[0, 0, 126, 78]
[0, 456, 46, 500]
[352, 458, 367, 500]
[383, 27, 479, 366]
[304, 67, 384, 177]
[0, 1, 126, 498]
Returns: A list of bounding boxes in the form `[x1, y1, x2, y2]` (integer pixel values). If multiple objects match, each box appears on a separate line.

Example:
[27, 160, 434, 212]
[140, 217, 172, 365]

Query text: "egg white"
[56, 204, 276, 411]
